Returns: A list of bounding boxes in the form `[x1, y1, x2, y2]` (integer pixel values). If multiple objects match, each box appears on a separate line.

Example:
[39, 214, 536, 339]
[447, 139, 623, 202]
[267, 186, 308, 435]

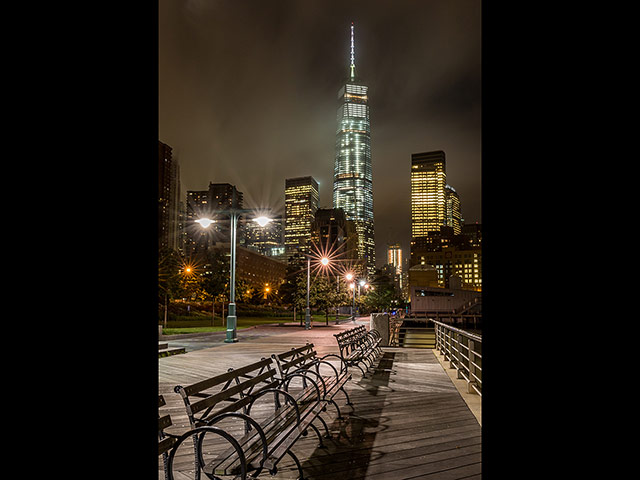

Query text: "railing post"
[457, 334, 465, 380]
[468, 338, 477, 393]
[449, 329, 457, 370]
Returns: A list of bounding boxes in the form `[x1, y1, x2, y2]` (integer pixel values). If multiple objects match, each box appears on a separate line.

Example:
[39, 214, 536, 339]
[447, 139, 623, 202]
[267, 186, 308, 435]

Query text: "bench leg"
[353, 362, 367, 377]
[340, 386, 354, 407]
[286, 449, 306, 480]
[328, 398, 343, 419]
[308, 422, 326, 448]
[192, 432, 201, 480]
[314, 413, 332, 439]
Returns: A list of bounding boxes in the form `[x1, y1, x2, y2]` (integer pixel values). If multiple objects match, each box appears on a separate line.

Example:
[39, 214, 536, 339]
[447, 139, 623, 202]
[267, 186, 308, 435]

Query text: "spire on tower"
[350, 22, 356, 80]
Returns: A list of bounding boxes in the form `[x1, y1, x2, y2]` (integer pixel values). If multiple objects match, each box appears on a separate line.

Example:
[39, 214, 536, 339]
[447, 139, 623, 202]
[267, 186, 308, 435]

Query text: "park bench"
[159, 395, 232, 480]
[173, 357, 330, 480]
[271, 343, 354, 421]
[334, 325, 383, 377]
[159, 394, 178, 479]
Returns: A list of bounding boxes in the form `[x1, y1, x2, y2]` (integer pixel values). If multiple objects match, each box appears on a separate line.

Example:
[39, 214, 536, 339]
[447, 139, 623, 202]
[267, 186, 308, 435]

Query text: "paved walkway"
[159, 320, 481, 479]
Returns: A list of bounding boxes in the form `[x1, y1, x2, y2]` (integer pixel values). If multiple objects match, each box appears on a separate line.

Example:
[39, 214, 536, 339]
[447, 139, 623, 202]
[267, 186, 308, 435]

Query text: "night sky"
[159, 0, 481, 268]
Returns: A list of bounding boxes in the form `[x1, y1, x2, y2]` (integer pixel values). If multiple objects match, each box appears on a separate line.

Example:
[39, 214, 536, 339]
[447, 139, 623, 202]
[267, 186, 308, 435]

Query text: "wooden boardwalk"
[159, 323, 481, 479]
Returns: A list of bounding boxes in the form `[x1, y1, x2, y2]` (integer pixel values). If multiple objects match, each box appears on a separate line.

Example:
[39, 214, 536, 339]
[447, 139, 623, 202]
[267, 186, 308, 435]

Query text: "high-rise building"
[158, 141, 181, 252]
[184, 183, 243, 257]
[387, 243, 402, 277]
[311, 208, 359, 264]
[387, 243, 405, 298]
[445, 184, 463, 235]
[332, 22, 375, 277]
[185, 189, 211, 257]
[243, 210, 285, 261]
[209, 183, 244, 211]
[411, 150, 447, 240]
[284, 176, 319, 263]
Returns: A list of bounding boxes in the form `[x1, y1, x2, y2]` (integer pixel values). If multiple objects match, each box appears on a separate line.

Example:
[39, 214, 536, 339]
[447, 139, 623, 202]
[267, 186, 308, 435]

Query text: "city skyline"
[159, 0, 481, 268]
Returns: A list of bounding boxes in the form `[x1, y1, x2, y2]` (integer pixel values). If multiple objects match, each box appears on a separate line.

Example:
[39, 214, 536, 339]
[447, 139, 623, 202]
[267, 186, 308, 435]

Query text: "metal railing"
[431, 319, 482, 396]
[389, 317, 403, 346]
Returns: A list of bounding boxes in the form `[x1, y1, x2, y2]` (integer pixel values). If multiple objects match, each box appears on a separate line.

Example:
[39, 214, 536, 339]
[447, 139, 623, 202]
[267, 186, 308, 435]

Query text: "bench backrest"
[271, 343, 317, 379]
[158, 395, 176, 456]
[334, 326, 373, 357]
[174, 357, 279, 429]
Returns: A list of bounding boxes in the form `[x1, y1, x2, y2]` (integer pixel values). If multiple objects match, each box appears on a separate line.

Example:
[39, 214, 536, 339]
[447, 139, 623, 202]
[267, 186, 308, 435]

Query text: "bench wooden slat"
[159, 436, 177, 456]
[158, 414, 172, 431]
[201, 379, 280, 424]
[189, 367, 277, 415]
[263, 400, 327, 471]
[274, 344, 311, 360]
[280, 351, 316, 371]
[181, 357, 272, 396]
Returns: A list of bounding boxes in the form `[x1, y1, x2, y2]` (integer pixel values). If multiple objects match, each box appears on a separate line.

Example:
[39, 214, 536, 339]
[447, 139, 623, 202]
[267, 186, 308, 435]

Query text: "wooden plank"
[159, 325, 481, 480]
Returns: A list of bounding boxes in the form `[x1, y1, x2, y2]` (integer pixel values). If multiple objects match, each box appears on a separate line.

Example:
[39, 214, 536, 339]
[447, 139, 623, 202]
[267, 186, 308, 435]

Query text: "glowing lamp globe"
[254, 216, 272, 227]
[196, 218, 214, 228]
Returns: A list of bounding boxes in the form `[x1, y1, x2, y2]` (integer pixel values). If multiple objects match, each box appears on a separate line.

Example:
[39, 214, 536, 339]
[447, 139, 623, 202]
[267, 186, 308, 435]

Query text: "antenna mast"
[350, 22, 356, 80]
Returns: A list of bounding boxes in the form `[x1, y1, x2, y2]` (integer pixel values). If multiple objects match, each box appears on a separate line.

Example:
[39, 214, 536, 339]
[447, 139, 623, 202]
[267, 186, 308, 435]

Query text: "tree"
[158, 247, 183, 302]
[279, 265, 303, 307]
[292, 273, 344, 322]
[364, 273, 397, 313]
[201, 249, 228, 302]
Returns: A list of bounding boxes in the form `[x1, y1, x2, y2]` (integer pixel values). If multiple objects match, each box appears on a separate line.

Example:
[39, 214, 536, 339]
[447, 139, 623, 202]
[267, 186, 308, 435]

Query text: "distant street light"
[305, 256, 330, 330]
[345, 272, 368, 322]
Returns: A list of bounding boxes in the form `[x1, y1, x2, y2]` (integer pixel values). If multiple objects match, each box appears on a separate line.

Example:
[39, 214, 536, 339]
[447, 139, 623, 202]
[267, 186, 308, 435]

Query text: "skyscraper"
[445, 184, 463, 235]
[387, 243, 406, 299]
[387, 243, 403, 277]
[184, 183, 243, 257]
[333, 22, 375, 277]
[411, 150, 447, 239]
[158, 141, 181, 252]
[284, 176, 319, 264]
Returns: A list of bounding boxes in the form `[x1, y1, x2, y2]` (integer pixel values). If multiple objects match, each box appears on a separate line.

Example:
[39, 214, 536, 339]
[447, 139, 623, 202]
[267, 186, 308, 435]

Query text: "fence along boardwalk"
[159, 324, 481, 479]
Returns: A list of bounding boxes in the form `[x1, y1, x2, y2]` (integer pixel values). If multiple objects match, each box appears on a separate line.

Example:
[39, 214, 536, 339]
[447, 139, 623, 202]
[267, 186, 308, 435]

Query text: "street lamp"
[345, 273, 355, 322]
[196, 208, 272, 343]
[305, 256, 330, 330]
[345, 272, 368, 322]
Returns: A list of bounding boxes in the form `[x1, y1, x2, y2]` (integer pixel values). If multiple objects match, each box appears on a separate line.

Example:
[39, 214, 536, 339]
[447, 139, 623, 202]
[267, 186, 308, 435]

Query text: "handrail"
[430, 318, 482, 396]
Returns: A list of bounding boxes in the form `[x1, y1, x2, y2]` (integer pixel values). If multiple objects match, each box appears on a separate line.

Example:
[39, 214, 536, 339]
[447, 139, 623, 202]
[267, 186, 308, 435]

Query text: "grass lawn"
[161, 314, 344, 335]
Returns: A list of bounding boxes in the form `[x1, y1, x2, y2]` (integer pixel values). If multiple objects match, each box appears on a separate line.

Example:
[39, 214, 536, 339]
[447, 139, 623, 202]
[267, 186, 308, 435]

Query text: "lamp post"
[196, 210, 272, 343]
[304, 256, 330, 330]
[345, 273, 355, 322]
[345, 273, 368, 322]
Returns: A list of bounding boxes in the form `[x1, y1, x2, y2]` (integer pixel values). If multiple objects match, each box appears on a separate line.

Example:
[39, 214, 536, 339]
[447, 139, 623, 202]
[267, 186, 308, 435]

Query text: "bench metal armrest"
[318, 354, 348, 376]
[294, 366, 328, 397]
[166, 426, 247, 480]
[282, 372, 322, 404]
[204, 412, 269, 469]
[246, 388, 301, 425]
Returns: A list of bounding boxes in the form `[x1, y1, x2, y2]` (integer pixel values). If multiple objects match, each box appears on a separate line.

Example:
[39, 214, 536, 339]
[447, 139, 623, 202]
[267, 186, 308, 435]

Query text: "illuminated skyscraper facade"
[411, 150, 447, 239]
[445, 184, 463, 235]
[333, 22, 375, 276]
[284, 176, 319, 263]
[387, 243, 403, 276]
